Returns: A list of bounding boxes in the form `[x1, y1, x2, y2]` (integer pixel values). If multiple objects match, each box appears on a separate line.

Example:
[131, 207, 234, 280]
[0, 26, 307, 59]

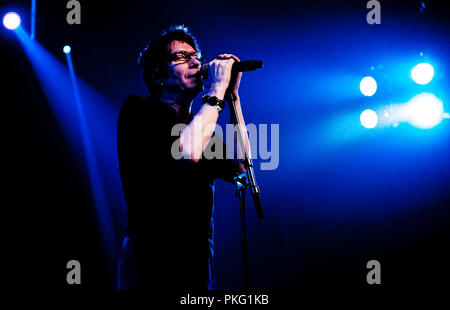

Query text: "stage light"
[406, 93, 444, 129]
[411, 63, 434, 85]
[360, 109, 378, 128]
[63, 45, 71, 54]
[2, 12, 21, 30]
[360, 76, 377, 96]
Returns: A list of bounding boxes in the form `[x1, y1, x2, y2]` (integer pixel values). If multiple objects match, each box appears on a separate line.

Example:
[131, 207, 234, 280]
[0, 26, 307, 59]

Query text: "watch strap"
[201, 95, 225, 113]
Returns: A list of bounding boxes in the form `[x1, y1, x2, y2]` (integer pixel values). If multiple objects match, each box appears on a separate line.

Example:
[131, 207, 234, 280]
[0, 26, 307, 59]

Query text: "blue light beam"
[14, 28, 126, 284]
[31, 0, 36, 40]
[65, 50, 118, 277]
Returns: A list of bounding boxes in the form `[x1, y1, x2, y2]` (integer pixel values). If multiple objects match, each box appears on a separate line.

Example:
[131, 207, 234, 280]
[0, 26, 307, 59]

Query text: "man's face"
[161, 40, 203, 95]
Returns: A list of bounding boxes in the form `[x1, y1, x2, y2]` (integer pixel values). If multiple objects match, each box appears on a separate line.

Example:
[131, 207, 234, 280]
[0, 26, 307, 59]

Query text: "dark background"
[2, 0, 450, 292]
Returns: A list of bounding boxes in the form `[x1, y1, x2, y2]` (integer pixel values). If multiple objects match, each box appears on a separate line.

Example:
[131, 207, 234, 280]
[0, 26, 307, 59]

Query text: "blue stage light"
[360, 109, 378, 128]
[411, 63, 434, 85]
[2, 12, 21, 30]
[360, 76, 377, 96]
[63, 45, 71, 54]
[406, 93, 444, 129]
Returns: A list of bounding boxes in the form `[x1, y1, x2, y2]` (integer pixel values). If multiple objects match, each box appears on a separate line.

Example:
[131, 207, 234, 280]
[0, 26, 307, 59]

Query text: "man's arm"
[179, 57, 235, 162]
[179, 85, 224, 163]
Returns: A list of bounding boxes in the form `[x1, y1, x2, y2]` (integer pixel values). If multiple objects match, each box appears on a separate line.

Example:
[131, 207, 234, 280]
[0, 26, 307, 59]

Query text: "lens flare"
[406, 93, 444, 129]
[2, 12, 21, 30]
[360, 109, 378, 128]
[360, 76, 377, 96]
[411, 63, 434, 85]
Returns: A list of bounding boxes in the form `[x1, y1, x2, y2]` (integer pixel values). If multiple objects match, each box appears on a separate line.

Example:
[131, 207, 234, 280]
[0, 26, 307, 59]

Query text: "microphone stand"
[226, 92, 264, 290]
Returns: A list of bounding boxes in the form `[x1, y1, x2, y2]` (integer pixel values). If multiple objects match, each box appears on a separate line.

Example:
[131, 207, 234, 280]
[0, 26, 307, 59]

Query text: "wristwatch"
[201, 95, 225, 113]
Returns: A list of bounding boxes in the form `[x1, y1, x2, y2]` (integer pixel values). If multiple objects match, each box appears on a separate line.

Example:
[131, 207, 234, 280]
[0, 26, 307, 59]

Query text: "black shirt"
[117, 95, 240, 289]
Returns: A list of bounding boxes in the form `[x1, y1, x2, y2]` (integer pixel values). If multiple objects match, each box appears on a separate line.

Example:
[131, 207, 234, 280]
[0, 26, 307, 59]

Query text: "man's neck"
[159, 90, 193, 122]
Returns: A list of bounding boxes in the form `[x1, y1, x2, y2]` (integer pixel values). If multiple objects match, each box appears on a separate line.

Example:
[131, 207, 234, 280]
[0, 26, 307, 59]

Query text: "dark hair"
[138, 25, 201, 98]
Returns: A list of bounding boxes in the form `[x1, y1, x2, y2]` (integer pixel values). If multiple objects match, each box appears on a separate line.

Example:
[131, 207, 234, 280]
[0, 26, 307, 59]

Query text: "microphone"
[201, 60, 263, 80]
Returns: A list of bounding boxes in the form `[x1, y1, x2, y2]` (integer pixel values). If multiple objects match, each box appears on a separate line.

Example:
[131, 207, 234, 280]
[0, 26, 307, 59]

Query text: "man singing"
[117, 25, 248, 290]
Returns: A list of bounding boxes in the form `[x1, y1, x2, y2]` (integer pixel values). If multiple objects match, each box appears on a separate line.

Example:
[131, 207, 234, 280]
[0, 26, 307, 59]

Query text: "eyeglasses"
[168, 51, 204, 64]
